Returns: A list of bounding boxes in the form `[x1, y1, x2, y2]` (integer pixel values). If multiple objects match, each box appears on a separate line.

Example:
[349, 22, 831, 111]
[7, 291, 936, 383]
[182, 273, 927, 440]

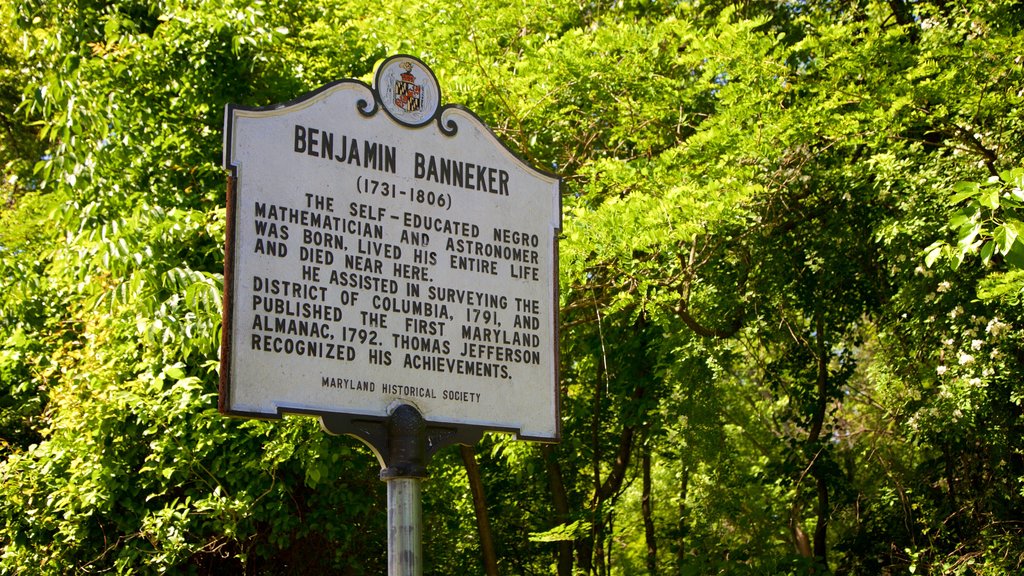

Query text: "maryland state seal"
[376, 55, 440, 127]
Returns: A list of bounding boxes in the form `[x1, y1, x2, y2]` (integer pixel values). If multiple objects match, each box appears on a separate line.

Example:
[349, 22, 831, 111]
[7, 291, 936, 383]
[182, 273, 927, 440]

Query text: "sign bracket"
[319, 406, 484, 473]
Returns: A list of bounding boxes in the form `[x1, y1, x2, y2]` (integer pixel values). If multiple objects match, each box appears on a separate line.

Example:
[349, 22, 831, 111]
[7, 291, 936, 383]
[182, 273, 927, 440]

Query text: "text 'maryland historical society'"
[221, 56, 561, 440]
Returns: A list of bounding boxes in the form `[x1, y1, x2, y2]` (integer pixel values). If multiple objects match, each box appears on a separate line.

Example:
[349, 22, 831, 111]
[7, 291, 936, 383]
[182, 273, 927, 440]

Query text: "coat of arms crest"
[393, 62, 423, 113]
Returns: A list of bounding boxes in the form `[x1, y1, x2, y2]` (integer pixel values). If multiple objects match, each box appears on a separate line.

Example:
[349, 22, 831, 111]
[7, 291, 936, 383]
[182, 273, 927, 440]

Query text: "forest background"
[1, 0, 1022, 574]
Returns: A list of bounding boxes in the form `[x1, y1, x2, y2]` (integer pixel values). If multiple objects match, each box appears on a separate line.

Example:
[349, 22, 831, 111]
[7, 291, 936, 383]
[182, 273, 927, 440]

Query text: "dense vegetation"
[1, 0, 1022, 574]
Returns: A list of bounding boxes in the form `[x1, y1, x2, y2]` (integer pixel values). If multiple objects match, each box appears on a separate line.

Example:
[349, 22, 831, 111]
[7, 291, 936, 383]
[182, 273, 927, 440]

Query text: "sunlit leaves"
[925, 168, 1024, 280]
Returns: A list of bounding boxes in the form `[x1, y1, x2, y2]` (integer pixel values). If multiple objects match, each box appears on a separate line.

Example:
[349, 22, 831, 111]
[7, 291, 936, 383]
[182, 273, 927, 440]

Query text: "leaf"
[980, 239, 994, 264]
[1003, 218, 1024, 245]
[164, 365, 186, 380]
[956, 222, 983, 253]
[306, 465, 321, 486]
[1005, 239, 1024, 269]
[994, 220, 1020, 255]
[948, 209, 974, 230]
[999, 167, 1024, 190]
[949, 181, 980, 204]
[981, 186, 1001, 210]
[924, 241, 945, 268]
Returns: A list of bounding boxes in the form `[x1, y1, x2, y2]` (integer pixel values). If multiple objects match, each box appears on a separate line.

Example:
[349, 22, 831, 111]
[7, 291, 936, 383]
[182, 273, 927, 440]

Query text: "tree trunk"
[461, 445, 499, 576]
[541, 444, 574, 576]
[585, 317, 646, 574]
[594, 514, 607, 576]
[813, 472, 829, 560]
[675, 465, 689, 571]
[576, 533, 594, 575]
[642, 446, 657, 575]
[584, 351, 604, 576]
[790, 507, 813, 559]
[805, 310, 830, 566]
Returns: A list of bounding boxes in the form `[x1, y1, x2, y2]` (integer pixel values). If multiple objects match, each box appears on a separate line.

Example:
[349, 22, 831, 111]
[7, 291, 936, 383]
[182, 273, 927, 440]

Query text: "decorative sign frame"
[220, 55, 561, 450]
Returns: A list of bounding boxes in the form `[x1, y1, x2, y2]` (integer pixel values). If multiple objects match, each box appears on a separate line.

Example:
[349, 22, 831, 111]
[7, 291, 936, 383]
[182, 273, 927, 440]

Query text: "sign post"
[220, 55, 561, 573]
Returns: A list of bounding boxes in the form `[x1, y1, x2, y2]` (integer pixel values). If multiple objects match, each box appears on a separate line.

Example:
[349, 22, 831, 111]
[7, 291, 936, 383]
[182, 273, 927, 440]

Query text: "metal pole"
[381, 404, 428, 576]
[387, 477, 422, 575]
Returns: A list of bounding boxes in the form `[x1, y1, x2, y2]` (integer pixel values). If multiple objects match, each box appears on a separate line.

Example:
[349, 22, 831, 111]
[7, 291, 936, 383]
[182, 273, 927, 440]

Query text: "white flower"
[958, 352, 975, 365]
[937, 365, 948, 375]
[986, 318, 1009, 337]
[937, 281, 951, 293]
[971, 339, 984, 351]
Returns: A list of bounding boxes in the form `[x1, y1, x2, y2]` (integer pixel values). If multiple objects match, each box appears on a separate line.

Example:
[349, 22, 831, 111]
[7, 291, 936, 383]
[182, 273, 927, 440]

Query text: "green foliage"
[926, 168, 1024, 294]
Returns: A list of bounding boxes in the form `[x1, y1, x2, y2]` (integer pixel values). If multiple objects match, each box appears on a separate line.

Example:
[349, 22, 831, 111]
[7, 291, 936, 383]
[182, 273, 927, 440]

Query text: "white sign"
[221, 56, 561, 440]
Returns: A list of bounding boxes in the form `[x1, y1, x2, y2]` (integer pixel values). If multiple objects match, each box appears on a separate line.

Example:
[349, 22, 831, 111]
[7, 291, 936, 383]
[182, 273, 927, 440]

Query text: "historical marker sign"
[220, 55, 561, 441]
